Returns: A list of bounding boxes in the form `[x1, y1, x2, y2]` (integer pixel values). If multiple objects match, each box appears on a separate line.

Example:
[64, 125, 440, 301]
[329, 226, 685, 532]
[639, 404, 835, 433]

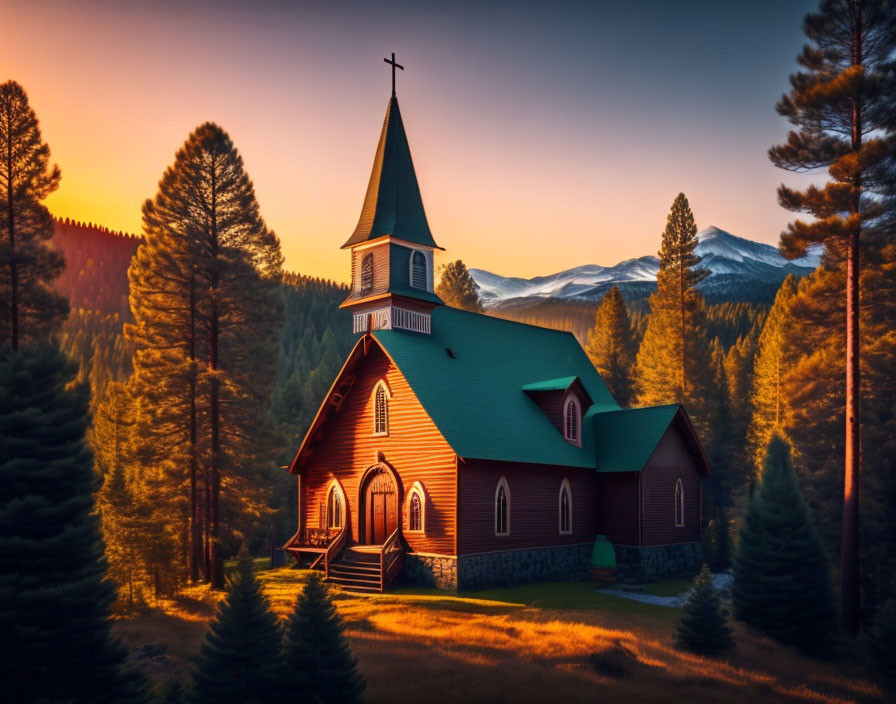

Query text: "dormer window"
[411, 250, 427, 289]
[564, 396, 581, 445]
[360, 252, 374, 294]
[373, 380, 390, 436]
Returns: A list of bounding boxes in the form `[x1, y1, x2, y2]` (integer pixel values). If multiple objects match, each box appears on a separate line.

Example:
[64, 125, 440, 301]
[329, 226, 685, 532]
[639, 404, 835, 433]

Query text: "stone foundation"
[399, 542, 701, 591]
[402, 553, 458, 590]
[456, 544, 591, 590]
[614, 543, 702, 584]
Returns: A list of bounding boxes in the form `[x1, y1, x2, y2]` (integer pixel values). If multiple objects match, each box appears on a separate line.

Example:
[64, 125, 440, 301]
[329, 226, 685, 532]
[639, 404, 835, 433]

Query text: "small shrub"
[675, 564, 733, 656]
[587, 640, 638, 678]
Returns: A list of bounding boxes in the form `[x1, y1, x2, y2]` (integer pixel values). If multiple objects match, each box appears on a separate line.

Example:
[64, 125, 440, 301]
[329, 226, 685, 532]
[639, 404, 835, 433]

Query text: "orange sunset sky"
[2, 0, 819, 283]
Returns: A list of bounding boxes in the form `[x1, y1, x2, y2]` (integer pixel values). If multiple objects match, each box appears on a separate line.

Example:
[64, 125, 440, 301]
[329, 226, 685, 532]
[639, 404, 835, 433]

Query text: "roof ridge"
[441, 306, 580, 339]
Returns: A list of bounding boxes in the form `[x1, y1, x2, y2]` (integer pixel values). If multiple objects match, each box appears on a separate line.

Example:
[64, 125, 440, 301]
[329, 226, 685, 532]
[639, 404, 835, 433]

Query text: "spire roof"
[342, 97, 441, 249]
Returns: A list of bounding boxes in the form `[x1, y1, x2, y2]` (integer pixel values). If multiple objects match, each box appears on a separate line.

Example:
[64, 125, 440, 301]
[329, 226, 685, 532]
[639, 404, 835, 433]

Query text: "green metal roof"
[521, 377, 578, 392]
[343, 97, 440, 250]
[592, 404, 681, 472]
[373, 307, 621, 468]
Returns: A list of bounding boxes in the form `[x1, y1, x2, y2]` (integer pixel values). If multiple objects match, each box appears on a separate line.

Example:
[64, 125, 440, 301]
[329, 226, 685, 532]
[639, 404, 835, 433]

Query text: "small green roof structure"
[590, 535, 617, 568]
[342, 97, 441, 250]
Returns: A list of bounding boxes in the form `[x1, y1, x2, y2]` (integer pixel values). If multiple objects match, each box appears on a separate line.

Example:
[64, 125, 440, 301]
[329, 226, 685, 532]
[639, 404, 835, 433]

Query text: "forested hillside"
[51, 218, 141, 317]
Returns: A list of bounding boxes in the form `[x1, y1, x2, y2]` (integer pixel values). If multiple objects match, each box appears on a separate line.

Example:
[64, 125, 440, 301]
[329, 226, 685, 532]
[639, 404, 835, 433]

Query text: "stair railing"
[380, 527, 405, 591]
[323, 526, 347, 580]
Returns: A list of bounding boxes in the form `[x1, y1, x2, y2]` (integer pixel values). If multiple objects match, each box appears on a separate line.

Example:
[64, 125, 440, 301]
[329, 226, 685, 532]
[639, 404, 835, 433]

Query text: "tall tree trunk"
[842, 231, 860, 634]
[841, 8, 863, 636]
[203, 466, 211, 580]
[188, 278, 200, 583]
[208, 157, 224, 590]
[209, 303, 223, 589]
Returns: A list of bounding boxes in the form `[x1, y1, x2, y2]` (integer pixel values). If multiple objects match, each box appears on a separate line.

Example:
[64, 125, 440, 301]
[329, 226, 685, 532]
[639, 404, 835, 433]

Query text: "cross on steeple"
[384, 52, 404, 97]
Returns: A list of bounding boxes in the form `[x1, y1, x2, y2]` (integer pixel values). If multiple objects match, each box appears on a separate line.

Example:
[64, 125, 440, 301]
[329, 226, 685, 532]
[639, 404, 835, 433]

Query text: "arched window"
[373, 381, 389, 436]
[495, 477, 510, 536]
[360, 252, 374, 294]
[327, 484, 344, 529]
[564, 396, 581, 444]
[411, 250, 427, 289]
[559, 479, 572, 534]
[674, 478, 684, 527]
[405, 481, 426, 533]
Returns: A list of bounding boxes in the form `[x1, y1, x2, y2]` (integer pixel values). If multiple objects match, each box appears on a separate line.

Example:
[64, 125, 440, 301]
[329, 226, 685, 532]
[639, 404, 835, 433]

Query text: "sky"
[1, 0, 820, 282]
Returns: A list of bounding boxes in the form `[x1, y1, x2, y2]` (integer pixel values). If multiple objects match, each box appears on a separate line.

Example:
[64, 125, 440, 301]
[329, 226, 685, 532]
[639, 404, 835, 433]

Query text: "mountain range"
[470, 227, 821, 308]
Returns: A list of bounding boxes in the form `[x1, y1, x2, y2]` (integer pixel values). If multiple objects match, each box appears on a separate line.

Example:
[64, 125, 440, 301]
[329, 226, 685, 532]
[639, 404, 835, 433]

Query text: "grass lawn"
[114, 567, 886, 704]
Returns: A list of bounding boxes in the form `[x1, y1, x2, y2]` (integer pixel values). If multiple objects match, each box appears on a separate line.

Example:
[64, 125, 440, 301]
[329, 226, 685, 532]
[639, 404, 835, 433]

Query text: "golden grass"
[114, 568, 886, 704]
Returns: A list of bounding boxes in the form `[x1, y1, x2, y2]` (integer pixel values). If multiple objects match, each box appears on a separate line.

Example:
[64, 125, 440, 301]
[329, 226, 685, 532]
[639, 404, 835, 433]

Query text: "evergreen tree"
[747, 275, 799, 472]
[0, 344, 140, 702]
[634, 194, 714, 442]
[732, 435, 839, 656]
[190, 549, 283, 704]
[130, 122, 284, 588]
[283, 573, 365, 704]
[674, 564, 733, 656]
[0, 81, 68, 350]
[435, 259, 484, 313]
[768, 0, 896, 634]
[585, 286, 636, 405]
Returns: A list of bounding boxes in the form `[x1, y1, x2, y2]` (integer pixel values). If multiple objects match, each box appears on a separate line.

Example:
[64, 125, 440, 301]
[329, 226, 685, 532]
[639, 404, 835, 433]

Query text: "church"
[283, 62, 709, 593]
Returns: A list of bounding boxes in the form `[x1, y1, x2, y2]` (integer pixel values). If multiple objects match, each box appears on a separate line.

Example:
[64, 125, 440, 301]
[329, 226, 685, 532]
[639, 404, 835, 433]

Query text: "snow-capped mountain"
[470, 227, 821, 307]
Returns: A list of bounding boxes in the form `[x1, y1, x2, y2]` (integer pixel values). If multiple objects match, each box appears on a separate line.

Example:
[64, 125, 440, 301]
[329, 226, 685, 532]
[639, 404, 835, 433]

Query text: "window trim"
[372, 380, 391, 437]
[563, 395, 582, 446]
[405, 481, 426, 534]
[409, 249, 428, 290]
[559, 478, 572, 535]
[326, 479, 346, 530]
[495, 476, 510, 536]
[674, 478, 685, 527]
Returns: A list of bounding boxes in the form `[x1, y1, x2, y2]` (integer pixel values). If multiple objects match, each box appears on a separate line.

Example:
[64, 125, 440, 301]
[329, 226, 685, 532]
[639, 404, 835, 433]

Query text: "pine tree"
[0, 344, 140, 702]
[283, 573, 365, 704]
[0, 81, 68, 350]
[435, 259, 484, 313]
[99, 461, 146, 614]
[768, 0, 896, 635]
[732, 434, 839, 656]
[747, 275, 799, 472]
[190, 549, 283, 704]
[634, 194, 714, 441]
[585, 286, 635, 405]
[675, 564, 733, 656]
[130, 123, 284, 588]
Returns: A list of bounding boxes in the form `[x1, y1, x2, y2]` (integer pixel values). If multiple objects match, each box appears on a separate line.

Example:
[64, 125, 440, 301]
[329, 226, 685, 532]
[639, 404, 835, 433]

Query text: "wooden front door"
[362, 468, 397, 545]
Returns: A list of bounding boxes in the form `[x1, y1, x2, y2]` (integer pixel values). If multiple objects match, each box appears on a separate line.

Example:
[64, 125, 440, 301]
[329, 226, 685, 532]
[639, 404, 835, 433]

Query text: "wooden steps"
[327, 548, 384, 593]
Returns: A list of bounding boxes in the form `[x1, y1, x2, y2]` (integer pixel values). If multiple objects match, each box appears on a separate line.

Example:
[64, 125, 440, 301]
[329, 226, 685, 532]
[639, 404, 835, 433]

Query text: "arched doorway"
[359, 465, 398, 545]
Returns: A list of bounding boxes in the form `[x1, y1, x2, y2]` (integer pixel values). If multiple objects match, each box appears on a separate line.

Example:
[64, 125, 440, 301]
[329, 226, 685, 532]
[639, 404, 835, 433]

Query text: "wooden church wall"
[640, 423, 702, 546]
[456, 459, 597, 555]
[299, 344, 457, 555]
[594, 473, 641, 546]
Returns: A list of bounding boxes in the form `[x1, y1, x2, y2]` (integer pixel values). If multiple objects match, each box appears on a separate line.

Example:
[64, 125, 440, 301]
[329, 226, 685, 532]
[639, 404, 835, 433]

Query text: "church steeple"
[341, 61, 443, 335]
[342, 96, 440, 251]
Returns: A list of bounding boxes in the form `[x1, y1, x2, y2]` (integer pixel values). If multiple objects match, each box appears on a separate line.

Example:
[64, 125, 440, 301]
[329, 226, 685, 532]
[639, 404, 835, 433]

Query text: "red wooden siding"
[298, 343, 457, 555]
[640, 423, 702, 546]
[594, 472, 640, 546]
[457, 459, 597, 555]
